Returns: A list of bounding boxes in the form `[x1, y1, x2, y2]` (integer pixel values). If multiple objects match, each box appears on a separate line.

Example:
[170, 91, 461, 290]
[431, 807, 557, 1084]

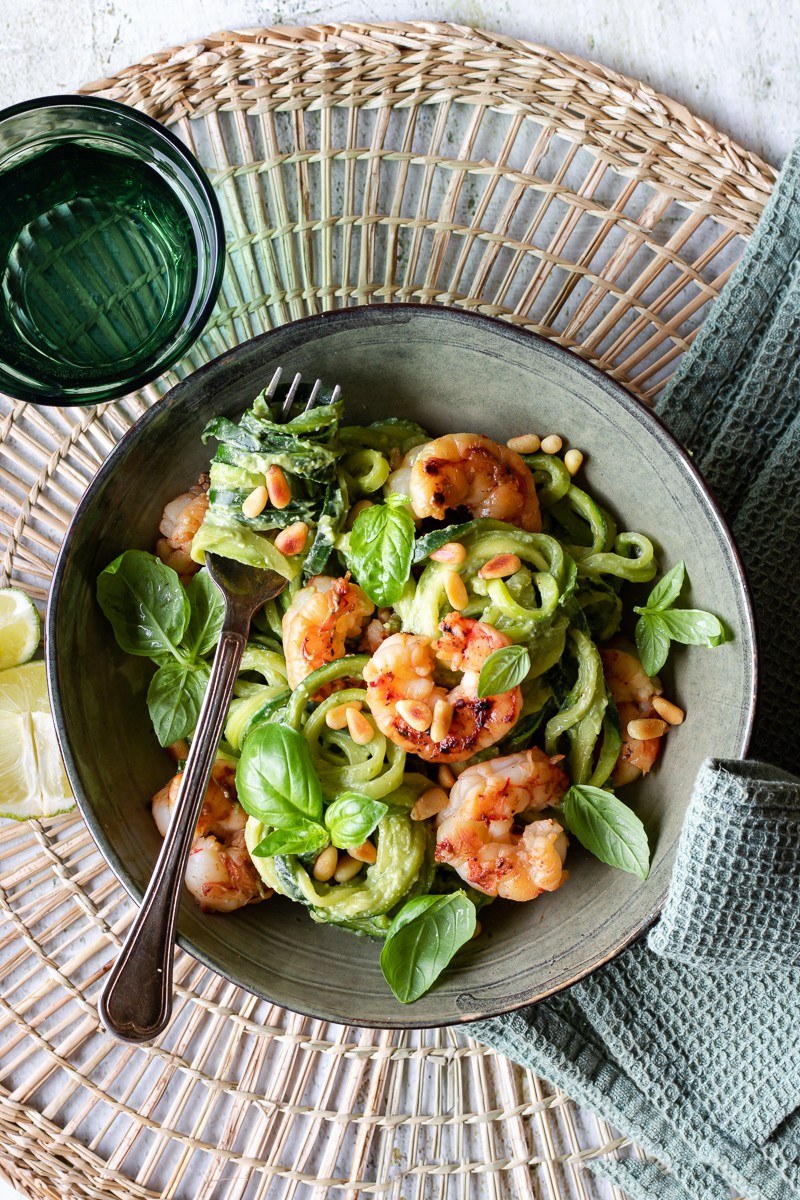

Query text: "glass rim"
[0, 93, 226, 407]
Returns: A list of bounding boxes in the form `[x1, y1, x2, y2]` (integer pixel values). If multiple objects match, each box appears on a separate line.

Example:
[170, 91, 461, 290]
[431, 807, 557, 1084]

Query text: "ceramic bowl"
[47, 305, 756, 1028]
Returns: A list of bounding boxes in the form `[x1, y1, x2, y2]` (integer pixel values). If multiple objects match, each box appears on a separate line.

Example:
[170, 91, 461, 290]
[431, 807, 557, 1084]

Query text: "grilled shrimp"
[386, 433, 540, 531]
[184, 838, 266, 915]
[435, 750, 569, 899]
[155, 478, 209, 584]
[151, 763, 267, 913]
[282, 575, 375, 690]
[363, 612, 522, 762]
[601, 648, 663, 787]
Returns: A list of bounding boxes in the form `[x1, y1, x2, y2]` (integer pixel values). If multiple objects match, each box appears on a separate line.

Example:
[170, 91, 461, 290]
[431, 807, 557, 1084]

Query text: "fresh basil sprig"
[146, 662, 211, 747]
[181, 570, 225, 657]
[348, 493, 415, 606]
[238, 728, 392, 860]
[97, 550, 225, 745]
[97, 549, 190, 658]
[237, 724, 323, 827]
[633, 560, 727, 676]
[325, 792, 388, 850]
[562, 784, 650, 879]
[476, 644, 530, 699]
[380, 891, 476, 1003]
[250, 818, 330, 858]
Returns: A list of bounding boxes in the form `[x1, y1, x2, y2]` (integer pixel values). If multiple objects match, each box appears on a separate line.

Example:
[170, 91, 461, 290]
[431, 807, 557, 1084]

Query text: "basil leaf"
[380, 892, 476, 1003]
[236, 723, 323, 824]
[659, 608, 727, 647]
[252, 819, 329, 857]
[181, 570, 225, 658]
[147, 661, 210, 746]
[97, 549, 189, 658]
[348, 494, 415, 606]
[634, 611, 671, 676]
[644, 560, 685, 611]
[325, 793, 388, 849]
[562, 784, 650, 879]
[477, 644, 531, 699]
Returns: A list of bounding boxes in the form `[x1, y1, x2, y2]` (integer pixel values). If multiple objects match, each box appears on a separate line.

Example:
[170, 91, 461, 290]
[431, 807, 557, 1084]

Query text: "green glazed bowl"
[47, 305, 756, 1028]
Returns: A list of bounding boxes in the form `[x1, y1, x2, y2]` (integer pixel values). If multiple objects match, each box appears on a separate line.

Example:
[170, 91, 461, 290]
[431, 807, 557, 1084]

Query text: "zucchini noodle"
[544, 628, 605, 754]
[343, 447, 391, 495]
[303, 687, 406, 799]
[285, 655, 370, 728]
[579, 531, 657, 582]
[524, 451, 571, 507]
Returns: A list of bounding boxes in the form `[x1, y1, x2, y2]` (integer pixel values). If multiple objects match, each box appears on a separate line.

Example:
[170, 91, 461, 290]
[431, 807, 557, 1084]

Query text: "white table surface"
[0, 3, 793, 1199]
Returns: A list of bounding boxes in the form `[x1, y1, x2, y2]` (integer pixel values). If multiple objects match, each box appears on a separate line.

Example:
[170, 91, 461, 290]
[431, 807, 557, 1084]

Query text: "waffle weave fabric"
[648, 760, 800, 966]
[473, 135, 800, 1200]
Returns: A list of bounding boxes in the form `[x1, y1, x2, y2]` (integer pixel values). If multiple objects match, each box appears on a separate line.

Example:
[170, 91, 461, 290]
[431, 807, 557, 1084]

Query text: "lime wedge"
[0, 588, 40, 670]
[0, 662, 74, 819]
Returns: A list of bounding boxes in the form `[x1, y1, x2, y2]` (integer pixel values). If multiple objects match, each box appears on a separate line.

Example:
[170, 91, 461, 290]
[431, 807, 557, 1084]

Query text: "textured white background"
[0, 2, 794, 1198]
[0, 0, 797, 165]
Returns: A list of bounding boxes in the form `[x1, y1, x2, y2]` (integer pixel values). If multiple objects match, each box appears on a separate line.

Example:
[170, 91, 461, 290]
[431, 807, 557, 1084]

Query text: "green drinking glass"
[0, 95, 225, 406]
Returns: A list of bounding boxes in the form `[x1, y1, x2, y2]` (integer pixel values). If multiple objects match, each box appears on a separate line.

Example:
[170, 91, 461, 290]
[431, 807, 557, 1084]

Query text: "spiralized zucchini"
[245, 808, 428, 931]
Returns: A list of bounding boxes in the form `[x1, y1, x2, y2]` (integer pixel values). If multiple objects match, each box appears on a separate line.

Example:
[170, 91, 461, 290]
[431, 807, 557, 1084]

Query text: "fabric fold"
[647, 759, 800, 967]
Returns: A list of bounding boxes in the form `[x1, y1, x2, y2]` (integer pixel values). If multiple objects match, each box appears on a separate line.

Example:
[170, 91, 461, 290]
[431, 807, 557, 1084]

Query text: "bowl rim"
[47, 302, 758, 1028]
[0, 93, 226, 406]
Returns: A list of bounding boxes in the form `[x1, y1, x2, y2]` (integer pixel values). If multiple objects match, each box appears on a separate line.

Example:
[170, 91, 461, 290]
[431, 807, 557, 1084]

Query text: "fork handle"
[99, 622, 247, 1042]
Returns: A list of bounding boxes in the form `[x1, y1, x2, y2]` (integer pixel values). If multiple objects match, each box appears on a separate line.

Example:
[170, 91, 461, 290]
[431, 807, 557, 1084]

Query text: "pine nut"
[242, 485, 268, 518]
[333, 854, 363, 883]
[396, 699, 433, 732]
[438, 764, 456, 789]
[479, 553, 522, 580]
[350, 840, 377, 864]
[430, 541, 467, 564]
[652, 696, 685, 725]
[274, 521, 309, 556]
[444, 569, 468, 610]
[389, 447, 403, 470]
[564, 448, 584, 475]
[627, 718, 668, 741]
[266, 464, 292, 509]
[326, 700, 362, 730]
[411, 787, 450, 821]
[313, 845, 338, 881]
[507, 434, 541, 454]
[346, 498, 374, 530]
[540, 434, 563, 455]
[472, 920, 482, 939]
[346, 706, 375, 745]
[431, 698, 454, 743]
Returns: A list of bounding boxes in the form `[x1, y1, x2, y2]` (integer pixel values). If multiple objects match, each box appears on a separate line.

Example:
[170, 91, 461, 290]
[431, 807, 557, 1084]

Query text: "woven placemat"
[0, 23, 774, 1200]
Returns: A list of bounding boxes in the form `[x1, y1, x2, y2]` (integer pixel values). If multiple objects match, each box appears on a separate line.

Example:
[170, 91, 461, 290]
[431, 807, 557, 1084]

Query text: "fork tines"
[263, 366, 341, 424]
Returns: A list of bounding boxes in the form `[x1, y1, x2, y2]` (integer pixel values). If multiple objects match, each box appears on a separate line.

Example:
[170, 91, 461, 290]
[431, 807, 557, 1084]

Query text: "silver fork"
[99, 367, 339, 1043]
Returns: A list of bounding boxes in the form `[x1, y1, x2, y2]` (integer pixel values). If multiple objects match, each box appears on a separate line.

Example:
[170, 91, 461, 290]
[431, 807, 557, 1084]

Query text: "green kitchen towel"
[473, 136, 800, 1200]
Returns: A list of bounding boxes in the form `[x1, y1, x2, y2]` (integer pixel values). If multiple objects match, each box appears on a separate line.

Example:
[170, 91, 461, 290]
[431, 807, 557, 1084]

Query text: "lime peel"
[0, 588, 40, 671]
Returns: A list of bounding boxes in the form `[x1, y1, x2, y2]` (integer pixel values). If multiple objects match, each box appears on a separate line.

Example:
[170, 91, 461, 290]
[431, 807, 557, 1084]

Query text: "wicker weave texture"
[0, 22, 772, 1200]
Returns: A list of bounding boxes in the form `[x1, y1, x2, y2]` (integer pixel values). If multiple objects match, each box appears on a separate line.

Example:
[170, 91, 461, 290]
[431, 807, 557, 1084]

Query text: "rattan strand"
[0, 21, 771, 1200]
